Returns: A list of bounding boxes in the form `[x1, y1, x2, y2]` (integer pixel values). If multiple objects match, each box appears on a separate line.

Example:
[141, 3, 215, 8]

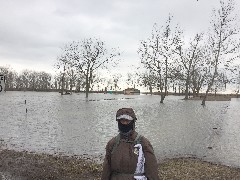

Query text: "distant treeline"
[0, 66, 126, 93]
[0, 66, 86, 92]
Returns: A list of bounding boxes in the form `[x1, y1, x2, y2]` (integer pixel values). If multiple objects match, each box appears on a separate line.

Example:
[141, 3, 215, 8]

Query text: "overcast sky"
[0, 0, 240, 79]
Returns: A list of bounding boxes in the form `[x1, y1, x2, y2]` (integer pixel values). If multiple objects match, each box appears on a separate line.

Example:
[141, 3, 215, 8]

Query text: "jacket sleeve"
[142, 137, 160, 180]
[101, 139, 114, 180]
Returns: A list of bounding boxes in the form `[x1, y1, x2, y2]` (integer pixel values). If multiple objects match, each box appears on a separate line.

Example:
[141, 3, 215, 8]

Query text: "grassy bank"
[159, 158, 240, 179]
[1, 149, 240, 179]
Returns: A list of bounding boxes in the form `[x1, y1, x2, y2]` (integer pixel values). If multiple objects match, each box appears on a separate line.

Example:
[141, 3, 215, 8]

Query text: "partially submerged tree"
[140, 70, 158, 95]
[112, 73, 122, 93]
[126, 73, 137, 89]
[174, 33, 205, 99]
[138, 16, 182, 103]
[201, 0, 240, 106]
[58, 38, 121, 98]
[191, 68, 206, 97]
[55, 46, 70, 95]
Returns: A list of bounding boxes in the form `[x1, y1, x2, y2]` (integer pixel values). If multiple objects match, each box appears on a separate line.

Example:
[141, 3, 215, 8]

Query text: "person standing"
[101, 108, 160, 180]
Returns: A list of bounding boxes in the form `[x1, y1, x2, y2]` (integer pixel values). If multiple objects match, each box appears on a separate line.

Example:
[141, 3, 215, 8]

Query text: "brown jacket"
[101, 131, 160, 180]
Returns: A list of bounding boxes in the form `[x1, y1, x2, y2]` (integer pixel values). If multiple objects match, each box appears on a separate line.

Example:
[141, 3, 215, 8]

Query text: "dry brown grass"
[0, 149, 102, 180]
[159, 158, 240, 180]
[1, 149, 240, 179]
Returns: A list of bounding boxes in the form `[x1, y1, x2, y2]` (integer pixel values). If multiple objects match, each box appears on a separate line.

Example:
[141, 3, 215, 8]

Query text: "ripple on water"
[0, 92, 239, 166]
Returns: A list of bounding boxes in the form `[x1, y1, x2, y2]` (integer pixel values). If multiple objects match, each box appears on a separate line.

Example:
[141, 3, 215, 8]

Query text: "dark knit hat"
[116, 108, 137, 121]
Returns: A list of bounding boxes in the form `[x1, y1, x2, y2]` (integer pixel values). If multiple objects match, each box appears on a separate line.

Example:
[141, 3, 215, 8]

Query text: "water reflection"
[0, 91, 239, 167]
[212, 98, 240, 167]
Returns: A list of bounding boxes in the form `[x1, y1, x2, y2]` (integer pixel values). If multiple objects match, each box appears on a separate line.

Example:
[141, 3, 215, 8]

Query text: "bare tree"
[58, 38, 120, 98]
[112, 73, 122, 93]
[55, 44, 72, 95]
[53, 73, 61, 90]
[0, 65, 17, 90]
[138, 16, 182, 103]
[75, 73, 85, 92]
[18, 70, 31, 90]
[201, 0, 240, 106]
[65, 67, 78, 94]
[126, 73, 137, 88]
[191, 68, 206, 97]
[174, 33, 205, 99]
[38, 71, 52, 90]
[140, 70, 158, 95]
[1, 66, 53, 91]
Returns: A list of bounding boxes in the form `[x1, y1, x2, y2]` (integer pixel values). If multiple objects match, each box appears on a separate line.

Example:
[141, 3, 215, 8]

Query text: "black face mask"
[118, 120, 134, 133]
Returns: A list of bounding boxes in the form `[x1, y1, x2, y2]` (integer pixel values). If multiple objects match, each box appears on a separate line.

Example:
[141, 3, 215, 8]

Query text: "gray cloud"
[0, 0, 239, 75]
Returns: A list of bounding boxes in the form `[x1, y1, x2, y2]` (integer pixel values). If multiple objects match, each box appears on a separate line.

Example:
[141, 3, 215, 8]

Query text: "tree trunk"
[184, 84, 189, 100]
[192, 89, 196, 98]
[149, 85, 152, 95]
[70, 79, 73, 94]
[61, 65, 66, 95]
[85, 75, 89, 98]
[163, 56, 168, 103]
[61, 73, 65, 95]
[115, 84, 117, 94]
[160, 94, 165, 103]
[85, 65, 92, 98]
[196, 86, 201, 97]
[201, 95, 206, 106]
[201, 84, 211, 106]
[201, 81, 213, 106]
[184, 72, 190, 99]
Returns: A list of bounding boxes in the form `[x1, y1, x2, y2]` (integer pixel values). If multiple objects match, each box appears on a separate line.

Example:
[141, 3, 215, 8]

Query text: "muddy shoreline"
[1, 149, 240, 180]
[0, 149, 102, 180]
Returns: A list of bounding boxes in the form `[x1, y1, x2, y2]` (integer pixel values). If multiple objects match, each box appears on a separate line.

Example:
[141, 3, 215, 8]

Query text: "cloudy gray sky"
[0, 0, 239, 78]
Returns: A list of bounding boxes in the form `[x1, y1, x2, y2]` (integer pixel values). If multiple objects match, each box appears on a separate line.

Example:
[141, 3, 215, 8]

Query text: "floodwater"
[0, 91, 239, 167]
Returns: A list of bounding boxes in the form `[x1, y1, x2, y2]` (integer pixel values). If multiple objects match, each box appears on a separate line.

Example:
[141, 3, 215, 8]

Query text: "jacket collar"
[120, 130, 137, 141]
